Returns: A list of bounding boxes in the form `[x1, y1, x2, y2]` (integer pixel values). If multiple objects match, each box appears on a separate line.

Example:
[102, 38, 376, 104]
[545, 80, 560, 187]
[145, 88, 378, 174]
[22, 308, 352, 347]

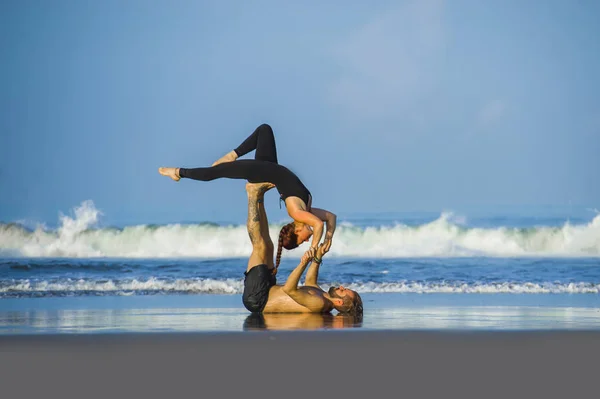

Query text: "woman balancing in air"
[158, 124, 337, 271]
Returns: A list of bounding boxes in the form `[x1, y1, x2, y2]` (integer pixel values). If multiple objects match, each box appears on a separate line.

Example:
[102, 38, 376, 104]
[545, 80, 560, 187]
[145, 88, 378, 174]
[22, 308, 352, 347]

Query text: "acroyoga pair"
[159, 124, 362, 314]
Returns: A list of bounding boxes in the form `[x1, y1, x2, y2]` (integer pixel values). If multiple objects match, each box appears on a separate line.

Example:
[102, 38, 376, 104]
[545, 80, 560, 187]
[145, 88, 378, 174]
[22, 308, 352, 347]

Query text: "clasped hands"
[302, 239, 332, 264]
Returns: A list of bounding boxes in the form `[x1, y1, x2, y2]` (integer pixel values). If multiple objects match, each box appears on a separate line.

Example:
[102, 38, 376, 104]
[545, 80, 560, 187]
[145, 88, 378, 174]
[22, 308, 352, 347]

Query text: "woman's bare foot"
[212, 150, 238, 167]
[158, 167, 181, 181]
[246, 182, 275, 196]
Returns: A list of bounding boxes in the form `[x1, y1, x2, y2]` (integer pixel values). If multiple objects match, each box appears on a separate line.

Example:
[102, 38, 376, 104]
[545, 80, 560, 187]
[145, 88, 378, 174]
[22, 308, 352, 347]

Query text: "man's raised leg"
[245, 182, 275, 272]
[256, 184, 275, 265]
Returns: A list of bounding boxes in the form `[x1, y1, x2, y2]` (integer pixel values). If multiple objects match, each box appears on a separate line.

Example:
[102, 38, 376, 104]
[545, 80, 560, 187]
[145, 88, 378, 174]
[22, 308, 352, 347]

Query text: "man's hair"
[276, 222, 298, 268]
[337, 291, 363, 315]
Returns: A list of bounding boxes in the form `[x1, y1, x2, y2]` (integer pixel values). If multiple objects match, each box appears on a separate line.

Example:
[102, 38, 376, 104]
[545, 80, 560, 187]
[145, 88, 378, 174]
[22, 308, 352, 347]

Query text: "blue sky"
[1, 0, 599, 226]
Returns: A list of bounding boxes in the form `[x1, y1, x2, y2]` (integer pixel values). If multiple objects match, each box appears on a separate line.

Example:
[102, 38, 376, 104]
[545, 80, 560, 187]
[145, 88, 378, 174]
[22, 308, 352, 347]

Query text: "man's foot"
[246, 182, 275, 197]
[158, 167, 180, 181]
[212, 150, 238, 167]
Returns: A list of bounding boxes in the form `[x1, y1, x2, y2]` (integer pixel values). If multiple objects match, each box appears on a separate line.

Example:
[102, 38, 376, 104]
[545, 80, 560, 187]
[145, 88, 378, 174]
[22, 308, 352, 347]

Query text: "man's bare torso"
[263, 285, 333, 313]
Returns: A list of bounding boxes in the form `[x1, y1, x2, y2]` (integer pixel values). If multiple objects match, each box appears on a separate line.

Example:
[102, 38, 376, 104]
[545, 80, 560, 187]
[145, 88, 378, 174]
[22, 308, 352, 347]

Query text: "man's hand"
[305, 246, 317, 260]
[301, 249, 314, 265]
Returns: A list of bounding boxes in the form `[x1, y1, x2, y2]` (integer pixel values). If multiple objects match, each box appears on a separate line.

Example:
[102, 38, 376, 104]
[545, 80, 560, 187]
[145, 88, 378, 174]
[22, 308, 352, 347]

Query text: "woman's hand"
[321, 239, 332, 255]
[308, 246, 318, 259]
[316, 242, 327, 259]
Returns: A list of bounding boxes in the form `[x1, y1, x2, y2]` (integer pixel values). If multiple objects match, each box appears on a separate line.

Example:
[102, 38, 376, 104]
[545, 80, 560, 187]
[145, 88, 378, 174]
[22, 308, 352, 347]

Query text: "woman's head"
[275, 222, 313, 268]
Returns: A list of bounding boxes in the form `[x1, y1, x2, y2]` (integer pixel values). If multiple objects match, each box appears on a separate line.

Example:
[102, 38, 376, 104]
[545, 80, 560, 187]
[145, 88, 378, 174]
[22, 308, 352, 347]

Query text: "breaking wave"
[1, 201, 599, 258]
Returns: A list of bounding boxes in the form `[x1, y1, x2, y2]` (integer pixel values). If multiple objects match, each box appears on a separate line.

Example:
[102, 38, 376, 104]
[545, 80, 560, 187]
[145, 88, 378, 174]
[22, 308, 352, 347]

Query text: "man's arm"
[282, 251, 326, 312]
[304, 244, 326, 288]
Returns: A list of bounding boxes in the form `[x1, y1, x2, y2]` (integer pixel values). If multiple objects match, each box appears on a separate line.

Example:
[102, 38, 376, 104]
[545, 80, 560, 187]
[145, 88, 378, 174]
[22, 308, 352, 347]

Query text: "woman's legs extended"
[176, 160, 280, 185]
[212, 124, 278, 166]
[161, 124, 281, 182]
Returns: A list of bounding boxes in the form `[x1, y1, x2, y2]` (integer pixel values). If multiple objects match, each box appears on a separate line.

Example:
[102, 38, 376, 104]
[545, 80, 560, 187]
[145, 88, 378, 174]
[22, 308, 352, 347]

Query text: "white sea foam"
[0, 278, 243, 295]
[1, 278, 598, 296]
[1, 201, 599, 258]
[344, 281, 600, 294]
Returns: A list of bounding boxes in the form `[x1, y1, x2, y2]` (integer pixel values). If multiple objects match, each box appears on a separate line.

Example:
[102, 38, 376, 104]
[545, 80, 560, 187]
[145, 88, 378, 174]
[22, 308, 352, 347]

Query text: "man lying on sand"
[243, 182, 363, 314]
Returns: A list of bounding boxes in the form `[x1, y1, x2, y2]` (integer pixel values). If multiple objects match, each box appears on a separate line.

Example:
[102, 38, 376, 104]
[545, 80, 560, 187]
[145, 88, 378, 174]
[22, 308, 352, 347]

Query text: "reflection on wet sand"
[0, 308, 246, 334]
[243, 312, 363, 331]
[0, 308, 363, 334]
[2, 304, 600, 334]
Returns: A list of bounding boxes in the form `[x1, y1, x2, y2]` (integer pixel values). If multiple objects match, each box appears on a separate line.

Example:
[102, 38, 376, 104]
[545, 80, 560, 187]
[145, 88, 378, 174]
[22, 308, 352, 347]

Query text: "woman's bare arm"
[310, 207, 337, 252]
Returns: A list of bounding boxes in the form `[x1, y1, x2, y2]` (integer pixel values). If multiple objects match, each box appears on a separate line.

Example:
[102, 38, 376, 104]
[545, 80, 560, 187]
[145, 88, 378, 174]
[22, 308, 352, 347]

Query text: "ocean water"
[1, 201, 599, 299]
[1, 201, 599, 333]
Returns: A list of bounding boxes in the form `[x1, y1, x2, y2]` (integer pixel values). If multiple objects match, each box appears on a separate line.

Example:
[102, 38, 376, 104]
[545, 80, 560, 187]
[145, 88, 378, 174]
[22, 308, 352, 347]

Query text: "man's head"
[327, 286, 363, 315]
